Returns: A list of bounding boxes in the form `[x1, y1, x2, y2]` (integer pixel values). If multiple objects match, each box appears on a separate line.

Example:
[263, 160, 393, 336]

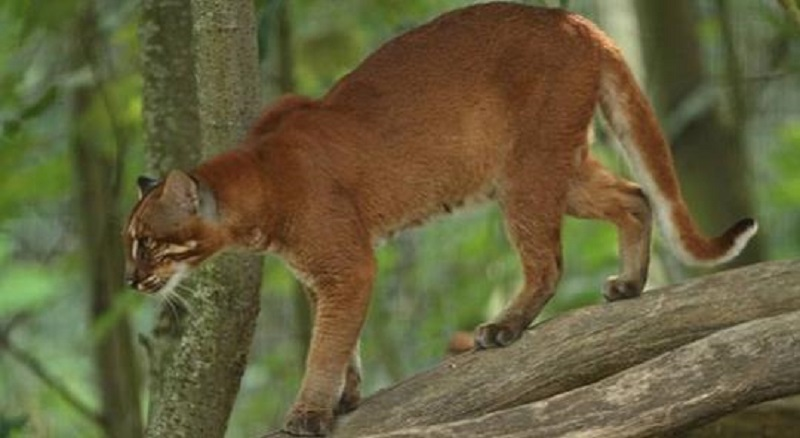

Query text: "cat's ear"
[137, 176, 160, 199]
[162, 170, 199, 213]
[161, 170, 218, 221]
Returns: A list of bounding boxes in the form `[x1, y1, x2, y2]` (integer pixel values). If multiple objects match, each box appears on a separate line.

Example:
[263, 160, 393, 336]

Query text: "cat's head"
[123, 170, 224, 293]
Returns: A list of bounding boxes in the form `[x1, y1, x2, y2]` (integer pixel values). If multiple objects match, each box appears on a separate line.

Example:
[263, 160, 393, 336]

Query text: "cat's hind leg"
[474, 147, 569, 348]
[566, 156, 652, 301]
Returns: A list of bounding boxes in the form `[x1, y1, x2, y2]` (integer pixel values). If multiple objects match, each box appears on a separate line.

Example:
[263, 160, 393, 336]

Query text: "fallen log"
[686, 395, 800, 437]
[364, 310, 800, 437]
[262, 259, 800, 437]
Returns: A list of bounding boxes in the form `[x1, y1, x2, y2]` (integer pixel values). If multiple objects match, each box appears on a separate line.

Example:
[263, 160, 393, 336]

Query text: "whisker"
[196, 273, 227, 291]
[168, 287, 194, 316]
[174, 285, 205, 312]
[166, 292, 187, 318]
[175, 283, 195, 295]
[176, 281, 218, 308]
[156, 289, 181, 322]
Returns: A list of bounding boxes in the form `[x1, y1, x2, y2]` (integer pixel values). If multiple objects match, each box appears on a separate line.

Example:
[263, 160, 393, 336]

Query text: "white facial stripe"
[131, 238, 139, 260]
[163, 241, 198, 256]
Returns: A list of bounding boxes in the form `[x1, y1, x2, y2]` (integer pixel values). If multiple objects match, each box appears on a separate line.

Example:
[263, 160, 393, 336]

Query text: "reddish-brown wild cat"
[124, 3, 757, 435]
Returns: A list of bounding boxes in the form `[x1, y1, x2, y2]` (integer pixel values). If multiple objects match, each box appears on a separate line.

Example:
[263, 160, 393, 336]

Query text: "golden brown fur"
[124, 3, 756, 435]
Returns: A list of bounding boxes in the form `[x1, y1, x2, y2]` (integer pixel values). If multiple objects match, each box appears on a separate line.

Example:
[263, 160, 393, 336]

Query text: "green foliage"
[759, 122, 800, 260]
[290, 0, 477, 96]
[1, 87, 58, 137]
[0, 235, 61, 317]
[1, 1, 798, 437]
[772, 124, 800, 205]
[0, 413, 28, 438]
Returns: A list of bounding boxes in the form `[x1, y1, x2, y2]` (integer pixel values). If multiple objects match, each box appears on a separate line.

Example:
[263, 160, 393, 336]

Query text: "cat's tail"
[597, 41, 757, 266]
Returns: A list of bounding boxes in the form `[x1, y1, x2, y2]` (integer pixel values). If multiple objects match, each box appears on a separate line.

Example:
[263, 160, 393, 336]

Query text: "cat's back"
[321, 2, 597, 110]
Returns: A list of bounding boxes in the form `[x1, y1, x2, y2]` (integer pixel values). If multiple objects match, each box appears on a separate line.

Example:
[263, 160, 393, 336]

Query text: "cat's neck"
[191, 147, 278, 251]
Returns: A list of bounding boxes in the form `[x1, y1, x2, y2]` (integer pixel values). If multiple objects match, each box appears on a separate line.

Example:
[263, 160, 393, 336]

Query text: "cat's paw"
[335, 368, 361, 415]
[474, 321, 522, 349]
[335, 391, 360, 415]
[603, 276, 642, 302]
[284, 408, 334, 436]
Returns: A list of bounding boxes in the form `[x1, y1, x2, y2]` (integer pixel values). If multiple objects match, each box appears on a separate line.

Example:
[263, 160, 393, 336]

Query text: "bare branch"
[364, 311, 800, 437]
[261, 260, 800, 437]
[778, 0, 800, 28]
[1, 329, 102, 427]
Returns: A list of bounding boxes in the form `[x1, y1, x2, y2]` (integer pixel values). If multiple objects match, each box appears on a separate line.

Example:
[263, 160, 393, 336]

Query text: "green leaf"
[0, 414, 28, 438]
[0, 263, 60, 317]
[90, 291, 143, 342]
[0, 233, 60, 316]
[18, 86, 58, 121]
[0, 150, 71, 221]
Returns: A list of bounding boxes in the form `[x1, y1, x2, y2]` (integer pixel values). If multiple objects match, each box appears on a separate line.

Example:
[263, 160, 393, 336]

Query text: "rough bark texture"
[140, 0, 263, 437]
[260, 260, 800, 437]
[364, 311, 800, 438]
[71, 6, 142, 438]
[192, 0, 262, 154]
[138, 0, 200, 421]
[686, 396, 800, 438]
[140, 0, 201, 172]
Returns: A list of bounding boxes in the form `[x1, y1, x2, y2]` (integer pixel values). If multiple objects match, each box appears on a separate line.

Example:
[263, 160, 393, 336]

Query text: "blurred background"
[0, 0, 798, 436]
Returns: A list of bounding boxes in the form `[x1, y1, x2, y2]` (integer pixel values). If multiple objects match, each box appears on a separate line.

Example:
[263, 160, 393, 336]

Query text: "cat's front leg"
[284, 257, 375, 436]
[300, 287, 363, 417]
[336, 342, 362, 415]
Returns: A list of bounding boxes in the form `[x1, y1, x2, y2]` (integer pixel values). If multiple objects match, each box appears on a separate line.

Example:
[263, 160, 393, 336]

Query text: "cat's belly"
[367, 180, 498, 244]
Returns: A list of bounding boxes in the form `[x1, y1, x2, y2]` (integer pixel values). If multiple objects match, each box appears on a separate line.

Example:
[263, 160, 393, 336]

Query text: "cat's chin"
[150, 264, 190, 296]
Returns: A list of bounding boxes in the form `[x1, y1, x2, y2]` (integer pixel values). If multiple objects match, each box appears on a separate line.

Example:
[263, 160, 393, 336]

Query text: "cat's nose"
[125, 274, 137, 288]
[124, 267, 139, 289]
[124, 264, 139, 289]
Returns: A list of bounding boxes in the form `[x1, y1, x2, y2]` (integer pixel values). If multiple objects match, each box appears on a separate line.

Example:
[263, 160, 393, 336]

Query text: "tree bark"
[260, 259, 800, 437]
[686, 396, 800, 438]
[364, 311, 800, 438]
[140, 0, 202, 172]
[140, 0, 263, 437]
[138, 0, 201, 422]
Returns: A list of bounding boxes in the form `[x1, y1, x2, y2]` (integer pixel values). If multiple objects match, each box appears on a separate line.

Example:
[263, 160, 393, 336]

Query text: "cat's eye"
[131, 236, 197, 262]
[131, 237, 157, 260]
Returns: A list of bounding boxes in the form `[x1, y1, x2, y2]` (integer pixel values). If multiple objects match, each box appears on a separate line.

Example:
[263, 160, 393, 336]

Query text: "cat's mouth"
[134, 275, 167, 293]
[152, 264, 190, 295]
[129, 263, 191, 295]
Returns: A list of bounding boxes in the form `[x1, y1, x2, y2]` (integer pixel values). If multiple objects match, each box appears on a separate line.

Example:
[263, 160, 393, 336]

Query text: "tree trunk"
[140, 0, 202, 172]
[260, 259, 800, 437]
[634, 1, 763, 268]
[138, 0, 200, 425]
[140, 0, 264, 437]
[70, 5, 142, 438]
